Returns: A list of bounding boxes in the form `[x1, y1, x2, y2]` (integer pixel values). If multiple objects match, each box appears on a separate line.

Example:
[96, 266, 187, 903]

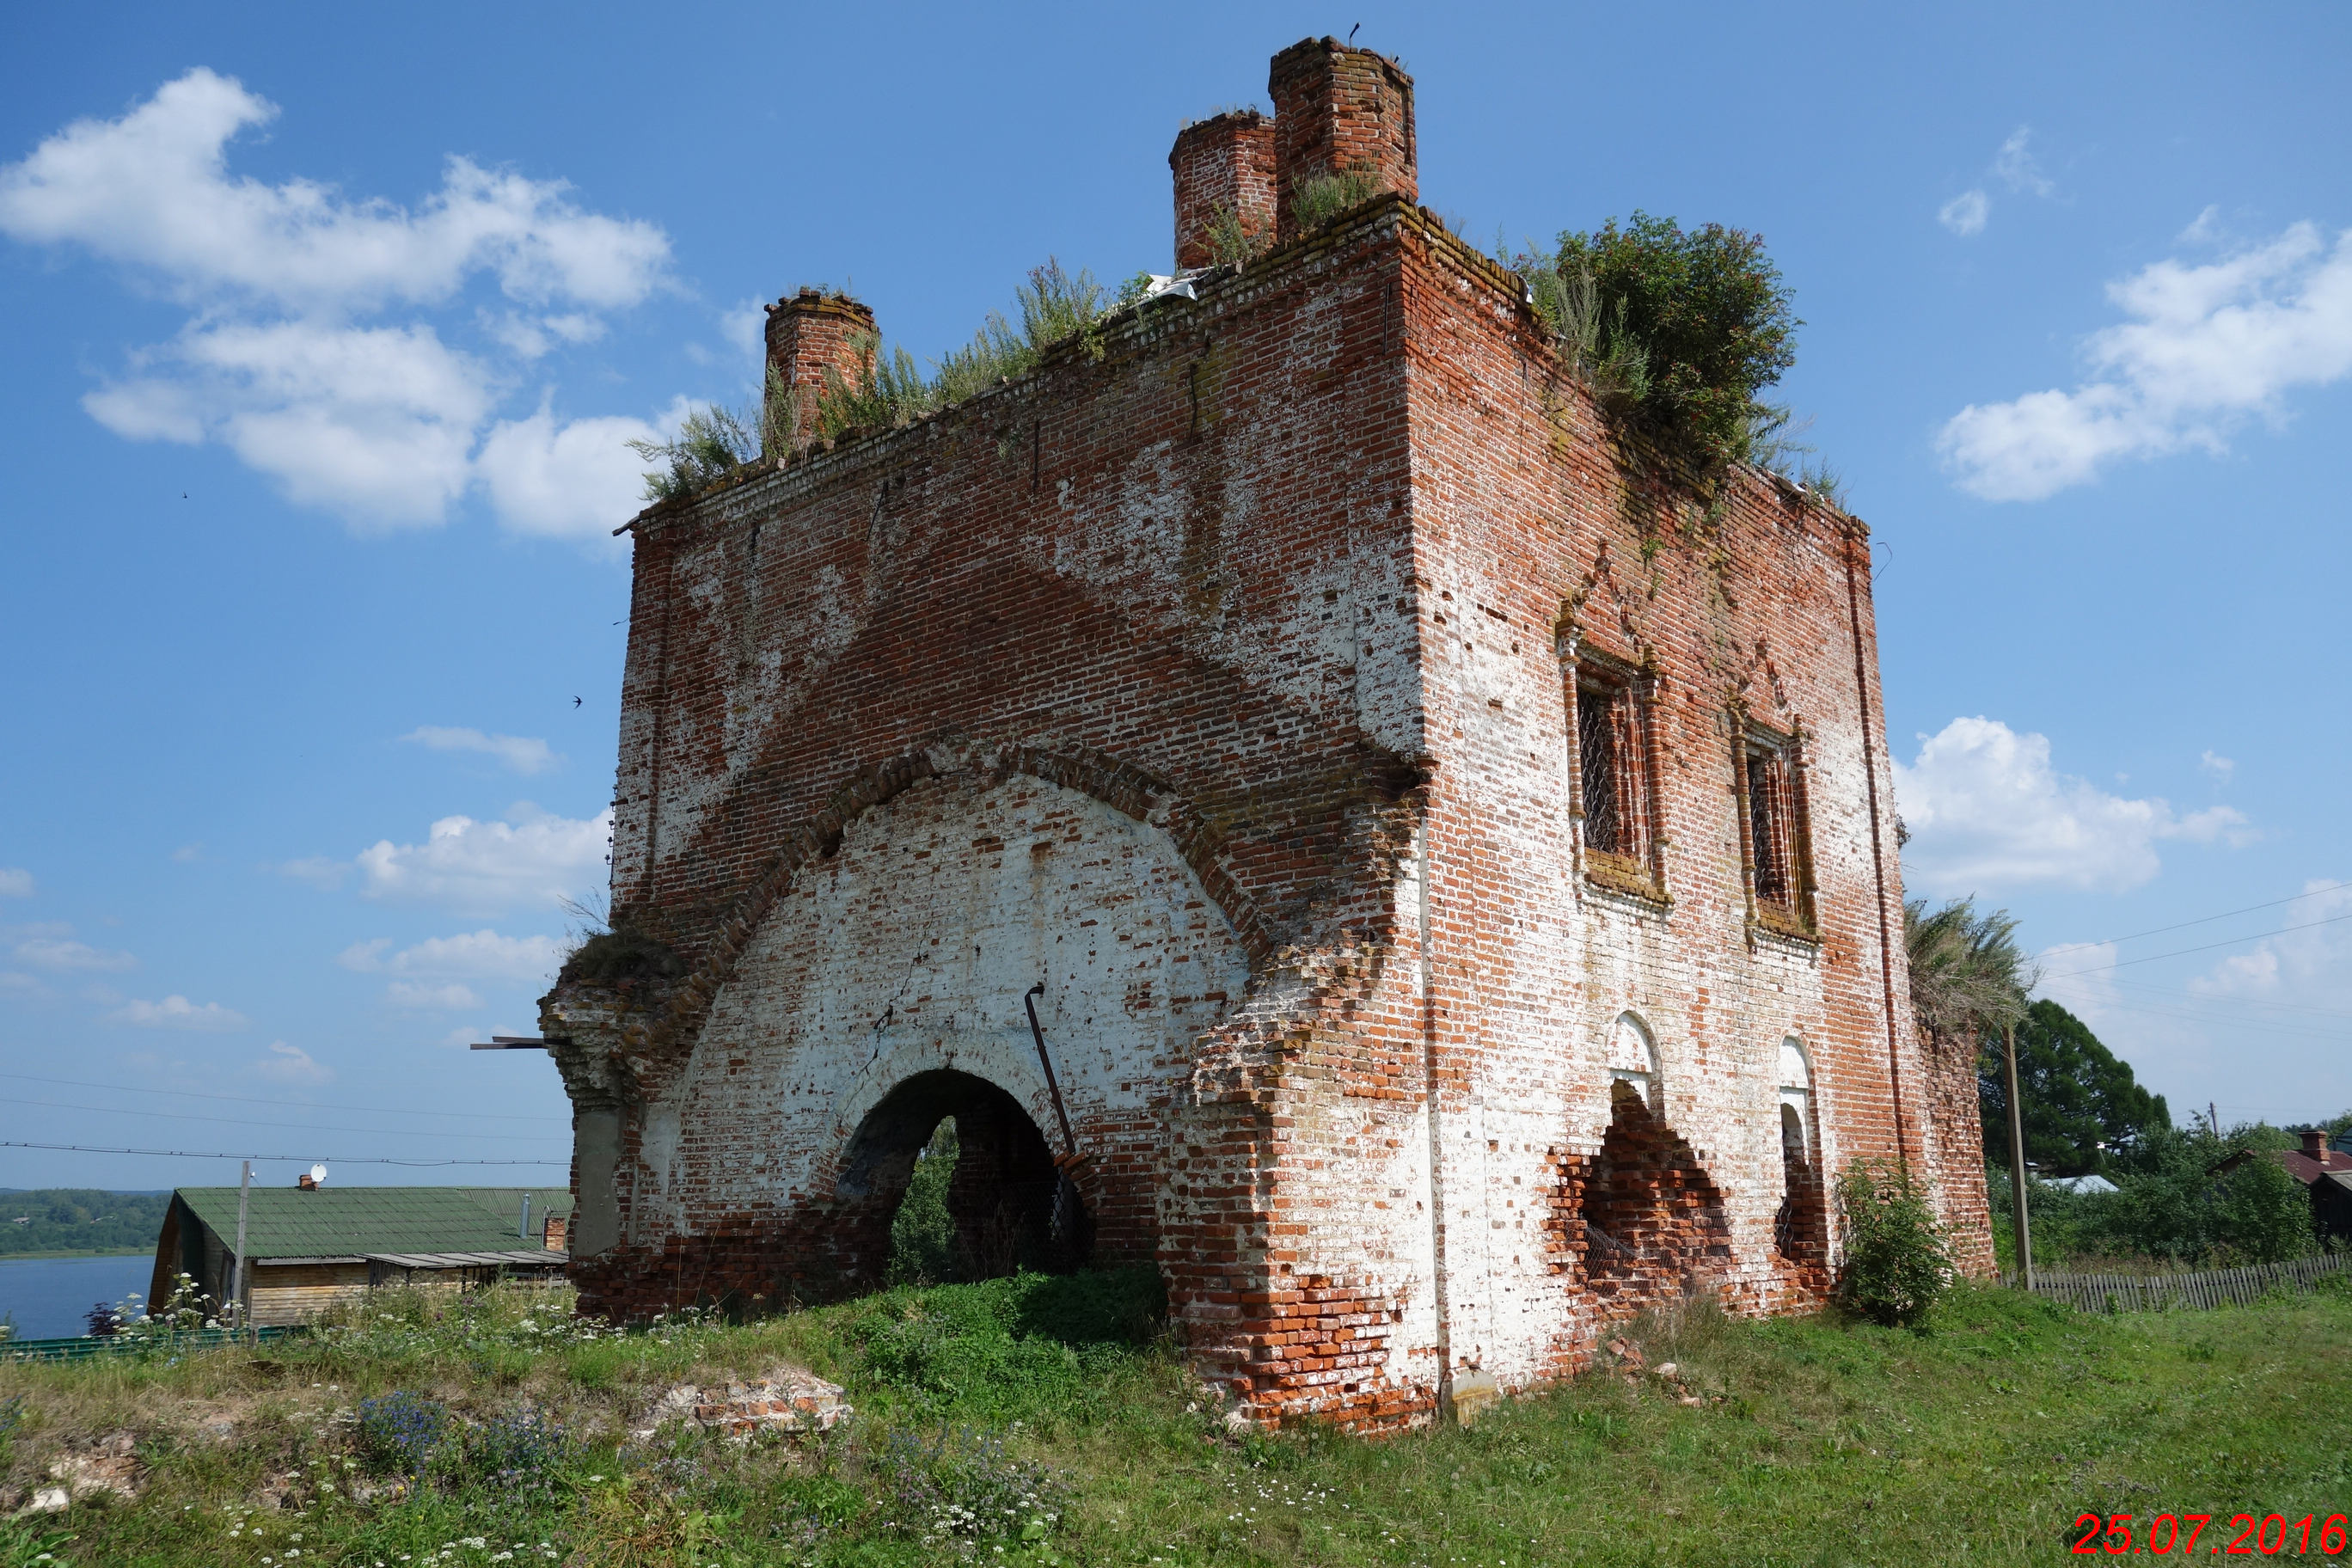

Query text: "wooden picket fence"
[2005, 1252, 2349, 1313]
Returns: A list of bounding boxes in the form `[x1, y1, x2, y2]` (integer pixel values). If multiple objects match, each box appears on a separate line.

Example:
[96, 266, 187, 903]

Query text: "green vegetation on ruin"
[7, 1268, 2349, 1566]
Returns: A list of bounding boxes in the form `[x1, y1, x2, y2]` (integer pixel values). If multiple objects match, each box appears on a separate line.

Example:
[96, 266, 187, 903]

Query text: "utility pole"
[230, 1159, 253, 1339]
[2003, 1026, 2033, 1290]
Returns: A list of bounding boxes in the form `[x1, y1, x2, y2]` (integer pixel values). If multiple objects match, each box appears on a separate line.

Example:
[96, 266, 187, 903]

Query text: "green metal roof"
[169, 1185, 573, 1260]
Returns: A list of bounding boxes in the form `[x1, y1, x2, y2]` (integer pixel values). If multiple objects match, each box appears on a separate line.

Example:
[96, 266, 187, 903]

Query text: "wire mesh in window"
[1577, 680, 1632, 855]
[1746, 741, 1797, 908]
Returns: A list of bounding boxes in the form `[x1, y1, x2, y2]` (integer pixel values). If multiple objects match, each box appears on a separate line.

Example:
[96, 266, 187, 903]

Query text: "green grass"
[3, 1271, 2348, 1566]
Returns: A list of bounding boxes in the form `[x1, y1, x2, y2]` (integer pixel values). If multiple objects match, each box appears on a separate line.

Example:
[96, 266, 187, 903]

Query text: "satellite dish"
[309, 1163, 328, 1187]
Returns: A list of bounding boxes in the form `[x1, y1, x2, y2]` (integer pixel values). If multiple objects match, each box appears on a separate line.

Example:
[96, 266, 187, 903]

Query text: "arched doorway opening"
[836, 1069, 1091, 1284]
[1574, 1079, 1733, 1317]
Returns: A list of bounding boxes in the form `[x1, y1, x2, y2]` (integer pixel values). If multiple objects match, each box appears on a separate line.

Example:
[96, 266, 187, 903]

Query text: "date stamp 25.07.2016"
[2073, 1513, 2349, 1556]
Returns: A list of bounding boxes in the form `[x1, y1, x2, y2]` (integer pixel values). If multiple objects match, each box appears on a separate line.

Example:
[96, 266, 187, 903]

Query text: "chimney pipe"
[2303, 1129, 2328, 1163]
[1171, 110, 1277, 270]
[762, 290, 876, 454]
[1267, 36, 1418, 245]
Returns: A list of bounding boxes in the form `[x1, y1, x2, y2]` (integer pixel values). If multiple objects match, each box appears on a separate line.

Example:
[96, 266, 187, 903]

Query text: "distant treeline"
[0, 1189, 170, 1256]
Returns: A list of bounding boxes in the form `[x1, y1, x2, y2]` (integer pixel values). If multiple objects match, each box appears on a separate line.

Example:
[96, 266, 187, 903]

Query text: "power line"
[2051, 995, 2346, 1044]
[4, 1097, 571, 1142]
[2098, 974, 2352, 1020]
[0, 1140, 567, 1167]
[2040, 909, 2352, 979]
[0, 1071, 569, 1124]
[2037, 879, 2352, 955]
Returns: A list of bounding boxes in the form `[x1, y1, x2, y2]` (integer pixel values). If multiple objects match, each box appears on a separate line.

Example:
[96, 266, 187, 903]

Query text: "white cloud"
[0, 971, 48, 996]
[0, 69, 677, 536]
[401, 725, 560, 775]
[1936, 126, 2056, 239]
[1991, 127, 2055, 198]
[1938, 190, 1988, 237]
[1893, 717, 2246, 896]
[110, 994, 248, 1031]
[340, 928, 562, 983]
[0, 69, 666, 311]
[721, 299, 768, 366]
[385, 979, 482, 1010]
[353, 805, 611, 916]
[1939, 222, 2352, 499]
[252, 1040, 334, 1085]
[280, 855, 348, 891]
[2199, 750, 2235, 783]
[0, 868, 32, 897]
[2190, 879, 2352, 1008]
[12, 934, 137, 972]
[88, 317, 490, 525]
[172, 842, 204, 863]
[475, 405, 663, 542]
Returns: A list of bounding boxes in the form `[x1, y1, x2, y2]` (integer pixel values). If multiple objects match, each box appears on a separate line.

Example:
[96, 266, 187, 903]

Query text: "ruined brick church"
[538, 38, 1992, 1429]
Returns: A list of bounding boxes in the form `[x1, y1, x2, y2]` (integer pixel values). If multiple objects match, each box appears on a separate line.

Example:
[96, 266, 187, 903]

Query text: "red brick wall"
[1171, 111, 1276, 270]
[763, 290, 874, 450]
[1270, 39, 1418, 242]
[547, 157, 1979, 1430]
[1920, 1026, 1996, 1275]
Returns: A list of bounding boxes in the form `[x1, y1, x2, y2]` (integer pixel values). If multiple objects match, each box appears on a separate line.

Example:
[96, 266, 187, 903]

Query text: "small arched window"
[1608, 1012, 1661, 1110]
[1777, 1037, 1813, 1158]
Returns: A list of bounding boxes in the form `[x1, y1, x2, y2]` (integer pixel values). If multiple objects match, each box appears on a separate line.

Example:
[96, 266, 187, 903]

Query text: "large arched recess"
[626, 764, 1253, 1293]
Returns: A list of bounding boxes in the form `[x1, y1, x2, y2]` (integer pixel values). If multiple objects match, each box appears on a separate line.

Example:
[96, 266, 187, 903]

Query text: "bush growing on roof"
[1290, 164, 1386, 234]
[1509, 212, 1803, 482]
[817, 259, 1112, 438]
[628, 260, 1123, 503]
[560, 921, 685, 984]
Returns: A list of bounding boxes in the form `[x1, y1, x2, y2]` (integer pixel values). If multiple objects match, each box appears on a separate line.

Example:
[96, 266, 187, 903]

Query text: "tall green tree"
[1978, 999, 2170, 1175]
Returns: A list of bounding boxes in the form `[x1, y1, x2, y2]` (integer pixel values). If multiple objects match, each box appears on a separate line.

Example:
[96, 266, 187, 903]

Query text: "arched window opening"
[836, 1069, 1091, 1287]
[1772, 1038, 1828, 1276]
[1571, 1075, 1732, 1320]
[1607, 1012, 1663, 1112]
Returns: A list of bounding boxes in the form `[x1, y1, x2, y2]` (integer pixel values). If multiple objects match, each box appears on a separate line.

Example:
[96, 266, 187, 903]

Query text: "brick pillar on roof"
[762, 290, 875, 451]
[1267, 36, 1417, 245]
[1170, 110, 1277, 270]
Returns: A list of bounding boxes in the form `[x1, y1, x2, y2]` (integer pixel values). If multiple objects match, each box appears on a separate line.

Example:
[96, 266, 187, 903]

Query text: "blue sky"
[2, 2, 2347, 1192]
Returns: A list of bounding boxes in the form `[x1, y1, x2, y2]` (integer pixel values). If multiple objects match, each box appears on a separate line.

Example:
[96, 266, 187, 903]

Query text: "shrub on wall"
[1510, 212, 1804, 487]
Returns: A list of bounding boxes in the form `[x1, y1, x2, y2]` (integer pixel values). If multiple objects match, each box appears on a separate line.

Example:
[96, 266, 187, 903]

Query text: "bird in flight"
[573, 696, 582, 708]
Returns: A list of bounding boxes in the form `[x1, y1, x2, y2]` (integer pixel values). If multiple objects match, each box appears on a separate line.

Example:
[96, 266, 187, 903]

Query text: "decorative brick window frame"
[1732, 720, 1817, 940]
[1563, 640, 1667, 904]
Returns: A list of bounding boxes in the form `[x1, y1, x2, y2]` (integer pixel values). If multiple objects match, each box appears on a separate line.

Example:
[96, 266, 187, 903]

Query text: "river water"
[0, 1254, 153, 1340]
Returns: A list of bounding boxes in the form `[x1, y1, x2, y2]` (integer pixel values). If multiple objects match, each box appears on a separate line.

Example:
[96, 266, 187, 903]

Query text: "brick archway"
[578, 759, 1253, 1309]
[616, 739, 1278, 1087]
[831, 1068, 1085, 1283]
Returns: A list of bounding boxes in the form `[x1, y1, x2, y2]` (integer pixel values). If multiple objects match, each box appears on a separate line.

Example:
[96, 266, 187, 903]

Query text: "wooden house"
[149, 1185, 573, 1327]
